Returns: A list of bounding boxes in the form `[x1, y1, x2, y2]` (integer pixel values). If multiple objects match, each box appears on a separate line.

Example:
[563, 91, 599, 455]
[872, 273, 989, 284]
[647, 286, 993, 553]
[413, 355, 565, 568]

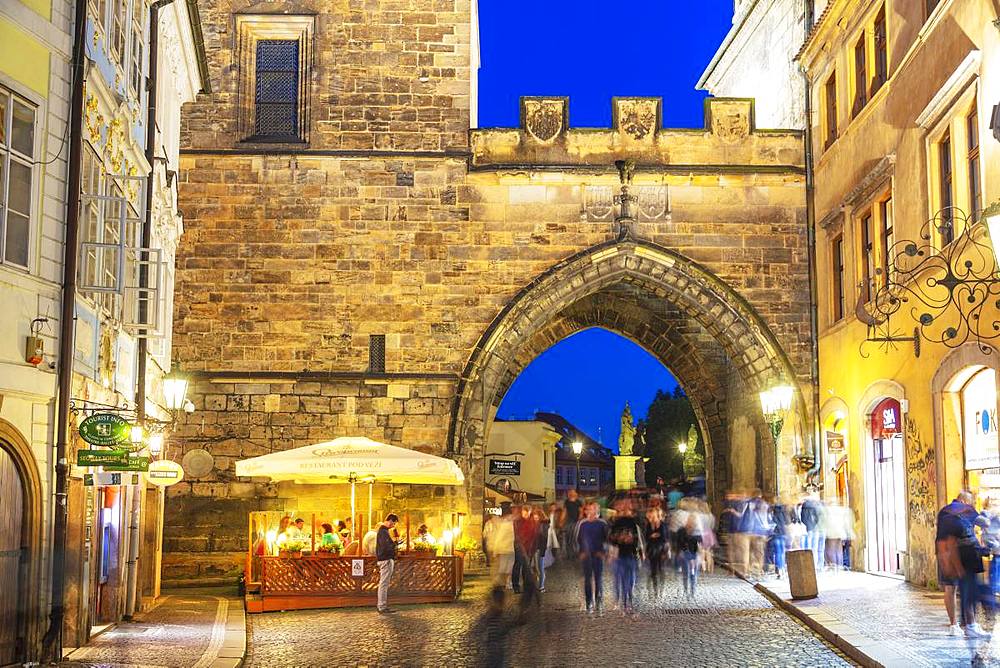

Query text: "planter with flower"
[410, 537, 439, 557]
[279, 538, 308, 558]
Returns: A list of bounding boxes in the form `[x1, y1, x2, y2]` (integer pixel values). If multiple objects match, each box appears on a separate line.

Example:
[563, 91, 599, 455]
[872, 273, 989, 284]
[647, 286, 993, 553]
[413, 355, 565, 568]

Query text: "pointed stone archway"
[448, 238, 807, 512]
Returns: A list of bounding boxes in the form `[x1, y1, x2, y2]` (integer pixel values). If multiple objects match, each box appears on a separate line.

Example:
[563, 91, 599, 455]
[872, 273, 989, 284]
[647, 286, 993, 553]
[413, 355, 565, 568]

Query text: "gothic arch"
[448, 238, 805, 508]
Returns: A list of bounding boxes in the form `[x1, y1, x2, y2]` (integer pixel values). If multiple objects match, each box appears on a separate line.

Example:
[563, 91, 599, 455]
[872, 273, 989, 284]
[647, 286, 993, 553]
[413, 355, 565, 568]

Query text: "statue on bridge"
[618, 403, 636, 456]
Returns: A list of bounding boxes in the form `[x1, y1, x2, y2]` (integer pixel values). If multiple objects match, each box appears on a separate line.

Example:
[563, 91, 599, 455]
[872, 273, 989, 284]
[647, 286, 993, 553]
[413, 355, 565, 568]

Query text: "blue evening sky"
[477, 1, 734, 128]
[485, 1, 733, 448]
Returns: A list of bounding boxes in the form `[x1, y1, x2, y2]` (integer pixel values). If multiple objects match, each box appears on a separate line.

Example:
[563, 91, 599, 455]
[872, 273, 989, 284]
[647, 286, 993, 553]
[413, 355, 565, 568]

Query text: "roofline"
[185, 0, 212, 94]
[696, 0, 759, 91]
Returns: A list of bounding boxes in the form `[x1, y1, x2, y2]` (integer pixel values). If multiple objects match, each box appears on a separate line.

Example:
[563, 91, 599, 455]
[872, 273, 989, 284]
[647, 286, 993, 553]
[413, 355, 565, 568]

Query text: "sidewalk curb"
[210, 600, 247, 668]
[752, 582, 880, 668]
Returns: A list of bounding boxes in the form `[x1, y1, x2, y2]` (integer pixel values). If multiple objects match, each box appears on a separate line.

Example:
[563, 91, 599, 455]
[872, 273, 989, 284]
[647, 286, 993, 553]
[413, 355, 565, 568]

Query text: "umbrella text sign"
[235, 437, 465, 486]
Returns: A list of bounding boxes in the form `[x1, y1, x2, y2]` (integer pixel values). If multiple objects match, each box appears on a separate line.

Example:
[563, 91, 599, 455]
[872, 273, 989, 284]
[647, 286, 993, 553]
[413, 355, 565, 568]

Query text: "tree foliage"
[637, 387, 704, 483]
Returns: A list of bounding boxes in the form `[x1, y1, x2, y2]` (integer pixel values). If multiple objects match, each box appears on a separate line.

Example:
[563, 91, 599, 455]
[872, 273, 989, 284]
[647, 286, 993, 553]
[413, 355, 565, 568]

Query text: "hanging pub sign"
[78, 413, 131, 447]
[870, 398, 902, 440]
[77, 449, 129, 467]
[489, 459, 521, 476]
[144, 459, 185, 487]
[826, 431, 845, 453]
[104, 455, 151, 472]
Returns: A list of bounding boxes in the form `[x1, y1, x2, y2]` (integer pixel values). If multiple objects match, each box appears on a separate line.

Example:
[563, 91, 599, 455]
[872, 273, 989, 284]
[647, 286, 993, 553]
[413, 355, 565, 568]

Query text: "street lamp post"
[572, 440, 583, 490]
[759, 385, 795, 443]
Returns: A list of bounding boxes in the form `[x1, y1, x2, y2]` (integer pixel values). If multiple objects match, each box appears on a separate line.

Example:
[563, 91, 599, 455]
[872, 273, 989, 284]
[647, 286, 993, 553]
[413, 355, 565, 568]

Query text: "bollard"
[786, 548, 818, 600]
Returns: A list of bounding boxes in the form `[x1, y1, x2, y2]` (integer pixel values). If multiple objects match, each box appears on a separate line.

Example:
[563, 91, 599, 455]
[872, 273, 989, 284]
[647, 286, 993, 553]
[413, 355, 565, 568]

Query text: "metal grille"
[368, 334, 385, 373]
[255, 40, 299, 139]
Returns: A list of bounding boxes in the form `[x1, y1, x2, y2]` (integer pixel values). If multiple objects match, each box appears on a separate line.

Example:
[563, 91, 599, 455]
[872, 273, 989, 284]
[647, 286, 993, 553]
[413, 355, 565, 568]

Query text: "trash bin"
[786, 548, 818, 600]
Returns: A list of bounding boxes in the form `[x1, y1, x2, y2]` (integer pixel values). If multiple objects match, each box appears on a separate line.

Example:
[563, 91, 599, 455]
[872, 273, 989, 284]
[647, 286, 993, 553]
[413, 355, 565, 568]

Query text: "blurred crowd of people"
[719, 490, 854, 581]
[481, 481, 717, 616]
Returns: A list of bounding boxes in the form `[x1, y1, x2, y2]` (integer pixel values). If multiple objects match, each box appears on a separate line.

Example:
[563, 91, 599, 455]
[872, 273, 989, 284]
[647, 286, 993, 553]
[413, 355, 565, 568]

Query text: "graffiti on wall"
[906, 418, 937, 585]
[905, 418, 937, 527]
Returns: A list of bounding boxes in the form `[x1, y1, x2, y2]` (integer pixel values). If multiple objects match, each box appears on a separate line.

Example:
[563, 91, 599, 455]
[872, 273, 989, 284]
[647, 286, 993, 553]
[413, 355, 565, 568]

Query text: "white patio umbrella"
[235, 436, 465, 541]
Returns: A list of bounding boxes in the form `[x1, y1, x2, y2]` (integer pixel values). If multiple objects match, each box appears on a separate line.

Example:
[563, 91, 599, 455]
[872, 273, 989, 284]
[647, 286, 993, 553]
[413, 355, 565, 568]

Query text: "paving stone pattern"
[760, 570, 1000, 668]
[63, 592, 233, 668]
[247, 565, 853, 667]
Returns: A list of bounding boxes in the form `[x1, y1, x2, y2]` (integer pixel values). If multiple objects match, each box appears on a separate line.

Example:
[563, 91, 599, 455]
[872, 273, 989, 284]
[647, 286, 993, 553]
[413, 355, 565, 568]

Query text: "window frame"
[878, 195, 894, 286]
[823, 71, 838, 149]
[967, 107, 981, 223]
[871, 6, 887, 96]
[110, 0, 127, 70]
[235, 15, 315, 145]
[831, 234, 846, 323]
[128, 0, 145, 96]
[852, 32, 868, 118]
[0, 86, 38, 272]
[859, 211, 875, 304]
[938, 130, 955, 246]
[252, 39, 301, 141]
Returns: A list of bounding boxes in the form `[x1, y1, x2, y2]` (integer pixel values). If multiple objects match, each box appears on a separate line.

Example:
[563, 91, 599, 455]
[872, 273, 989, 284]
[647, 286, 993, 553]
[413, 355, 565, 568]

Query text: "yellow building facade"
[803, 0, 1000, 585]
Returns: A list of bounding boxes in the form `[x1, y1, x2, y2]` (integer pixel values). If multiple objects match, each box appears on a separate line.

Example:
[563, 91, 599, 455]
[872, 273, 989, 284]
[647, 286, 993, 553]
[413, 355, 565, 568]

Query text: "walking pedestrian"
[531, 507, 554, 593]
[936, 491, 989, 638]
[644, 506, 667, 594]
[563, 489, 583, 559]
[768, 497, 789, 579]
[609, 500, 643, 614]
[484, 505, 515, 591]
[512, 505, 538, 595]
[800, 492, 826, 569]
[677, 513, 702, 598]
[375, 513, 399, 613]
[577, 502, 608, 614]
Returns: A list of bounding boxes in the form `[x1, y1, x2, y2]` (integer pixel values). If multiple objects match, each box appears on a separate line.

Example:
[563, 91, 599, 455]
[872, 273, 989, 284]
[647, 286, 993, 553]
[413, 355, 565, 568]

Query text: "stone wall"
[181, 0, 472, 151]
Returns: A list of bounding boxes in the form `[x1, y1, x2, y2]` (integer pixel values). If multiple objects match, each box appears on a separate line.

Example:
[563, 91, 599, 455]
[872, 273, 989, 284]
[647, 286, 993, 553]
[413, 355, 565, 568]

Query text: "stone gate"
[166, 0, 809, 585]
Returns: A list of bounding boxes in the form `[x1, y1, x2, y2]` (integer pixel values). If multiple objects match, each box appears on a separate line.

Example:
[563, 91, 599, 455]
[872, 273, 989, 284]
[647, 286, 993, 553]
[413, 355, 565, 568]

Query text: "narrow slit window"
[872, 7, 887, 95]
[824, 73, 838, 148]
[832, 235, 845, 322]
[254, 40, 300, 140]
[860, 213, 874, 303]
[939, 132, 954, 245]
[852, 34, 868, 117]
[968, 109, 981, 222]
[368, 334, 386, 374]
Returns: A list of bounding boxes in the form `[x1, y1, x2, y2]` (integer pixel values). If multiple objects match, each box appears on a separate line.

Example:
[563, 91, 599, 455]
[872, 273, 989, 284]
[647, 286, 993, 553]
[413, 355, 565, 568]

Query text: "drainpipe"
[124, 0, 176, 620]
[801, 0, 824, 488]
[42, 0, 88, 658]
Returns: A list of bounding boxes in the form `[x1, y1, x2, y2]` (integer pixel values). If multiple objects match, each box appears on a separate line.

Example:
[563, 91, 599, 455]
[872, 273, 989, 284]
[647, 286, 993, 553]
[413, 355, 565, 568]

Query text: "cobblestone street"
[247, 564, 853, 667]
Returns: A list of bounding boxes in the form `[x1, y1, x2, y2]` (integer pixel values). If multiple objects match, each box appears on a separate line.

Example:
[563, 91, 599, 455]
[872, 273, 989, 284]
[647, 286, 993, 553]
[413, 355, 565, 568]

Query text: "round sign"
[144, 459, 185, 487]
[78, 413, 131, 447]
[182, 449, 215, 478]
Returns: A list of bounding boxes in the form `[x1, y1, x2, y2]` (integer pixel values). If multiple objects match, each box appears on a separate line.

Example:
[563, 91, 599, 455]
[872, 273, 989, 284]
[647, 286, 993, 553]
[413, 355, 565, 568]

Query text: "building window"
[254, 40, 299, 140]
[860, 213, 874, 303]
[236, 16, 314, 144]
[968, 109, 981, 222]
[832, 235, 845, 322]
[939, 131, 954, 245]
[824, 72, 838, 148]
[111, 0, 127, 68]
[872, 7, 887, 96]
[852, 34, 868, 117]
[879, 196, 894, 284]
[368, 334, 385, 373]
[129, 0, 145, 95]
[90, 0, 108, 30]
[0, 89, 35, 269]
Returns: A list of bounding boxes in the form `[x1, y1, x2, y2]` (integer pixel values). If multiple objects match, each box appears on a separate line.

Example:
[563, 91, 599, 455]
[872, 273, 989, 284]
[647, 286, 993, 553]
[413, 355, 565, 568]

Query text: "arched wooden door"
[0, 443, 25, 665]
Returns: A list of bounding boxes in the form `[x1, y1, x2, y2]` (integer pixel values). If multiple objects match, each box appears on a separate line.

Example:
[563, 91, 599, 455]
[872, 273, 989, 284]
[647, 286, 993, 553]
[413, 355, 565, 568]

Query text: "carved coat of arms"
[523, 98, 566, 142]
[616, 99, 659, 140]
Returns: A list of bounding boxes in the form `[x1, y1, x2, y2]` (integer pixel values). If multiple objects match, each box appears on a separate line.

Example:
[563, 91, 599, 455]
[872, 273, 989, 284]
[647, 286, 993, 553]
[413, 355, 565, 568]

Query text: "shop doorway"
[866, 397, 906, 576]
[0, 443, 26, 665]
[89, 486, 123, 635]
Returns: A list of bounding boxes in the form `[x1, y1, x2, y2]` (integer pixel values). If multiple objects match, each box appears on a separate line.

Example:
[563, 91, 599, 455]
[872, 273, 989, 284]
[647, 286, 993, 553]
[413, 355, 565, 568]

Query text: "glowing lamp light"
[678, 442, 688, 455]
[163, 365, 190, 412]
[571, 440, 583, 456]
[985, 200, 1000, 265]
[148, 433, 164, 456]
[130, 424, 145, 445]
[759, 385, 795, 415]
